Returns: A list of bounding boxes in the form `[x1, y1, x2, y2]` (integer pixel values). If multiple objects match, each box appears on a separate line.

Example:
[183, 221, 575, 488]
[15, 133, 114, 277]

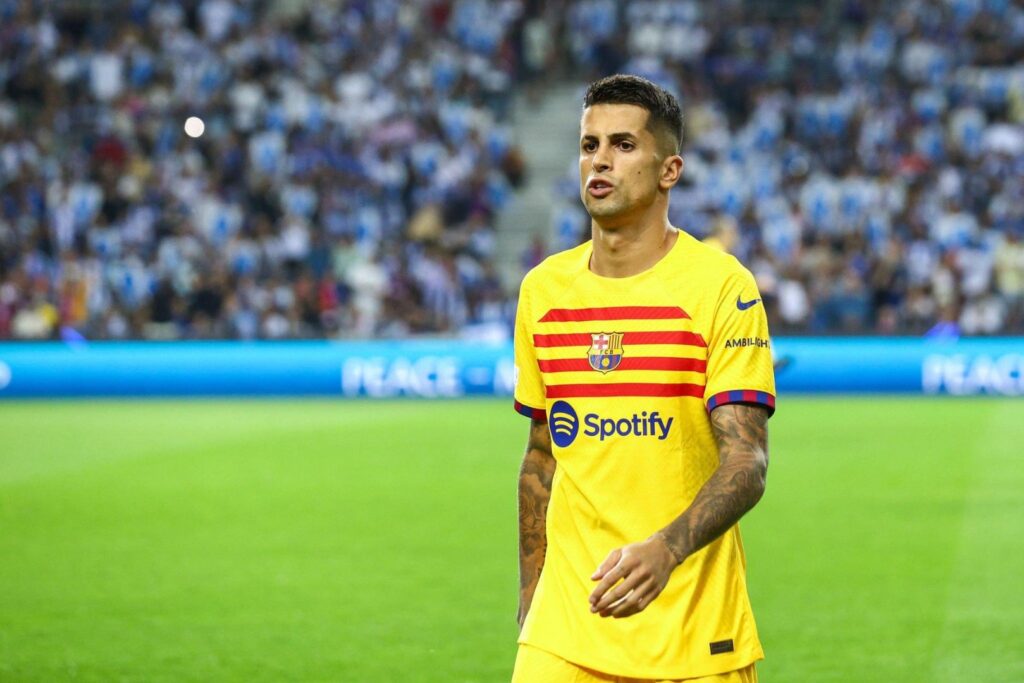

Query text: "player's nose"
[592, 149, 611, 172]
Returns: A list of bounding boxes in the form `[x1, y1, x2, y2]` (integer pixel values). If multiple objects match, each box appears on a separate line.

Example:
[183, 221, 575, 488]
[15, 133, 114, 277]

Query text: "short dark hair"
[583, 74, 684, 155]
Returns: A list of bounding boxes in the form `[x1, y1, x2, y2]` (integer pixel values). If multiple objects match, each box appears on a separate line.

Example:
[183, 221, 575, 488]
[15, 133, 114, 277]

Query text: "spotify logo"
[548, 400, 579, 448]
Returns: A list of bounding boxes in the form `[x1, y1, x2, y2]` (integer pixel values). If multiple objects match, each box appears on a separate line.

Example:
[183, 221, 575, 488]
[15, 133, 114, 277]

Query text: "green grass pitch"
[1, 398, 1022, 682]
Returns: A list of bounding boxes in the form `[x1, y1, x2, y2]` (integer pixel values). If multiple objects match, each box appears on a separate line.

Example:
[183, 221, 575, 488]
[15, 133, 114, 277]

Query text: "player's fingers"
[604, 575, 657, 616]
[588, 567, 623, 607]
[592, 571, 644, 613]
[601, 592, 633, 617]
[608, 578, 658, 618]
[590, 548, 622, 580]
[608, 597, 639, 618]
[588, 559, 633, 607]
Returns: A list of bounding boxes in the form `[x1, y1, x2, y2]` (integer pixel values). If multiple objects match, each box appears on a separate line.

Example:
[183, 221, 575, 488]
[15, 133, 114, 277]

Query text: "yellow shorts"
[511, 644, 757, 683]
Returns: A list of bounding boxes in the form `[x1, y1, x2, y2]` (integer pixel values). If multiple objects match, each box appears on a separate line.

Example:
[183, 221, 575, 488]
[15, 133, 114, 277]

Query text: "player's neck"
[589, 217, 678, 278]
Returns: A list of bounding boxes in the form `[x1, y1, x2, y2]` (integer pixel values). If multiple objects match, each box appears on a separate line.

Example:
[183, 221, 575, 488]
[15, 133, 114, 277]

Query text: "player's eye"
[582, 141, 597, 153]
[618, 141, 634, 151]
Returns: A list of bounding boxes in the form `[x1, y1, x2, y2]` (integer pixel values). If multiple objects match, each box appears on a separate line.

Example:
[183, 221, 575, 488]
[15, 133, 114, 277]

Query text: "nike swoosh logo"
[736, 296, 761, 311]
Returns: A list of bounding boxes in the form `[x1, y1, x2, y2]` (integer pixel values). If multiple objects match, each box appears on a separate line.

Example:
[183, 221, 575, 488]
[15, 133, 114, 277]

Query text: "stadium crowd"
[2, 0, 1024, 339]
[0, 0, 524, 340]
[548, 0, 1024, 335]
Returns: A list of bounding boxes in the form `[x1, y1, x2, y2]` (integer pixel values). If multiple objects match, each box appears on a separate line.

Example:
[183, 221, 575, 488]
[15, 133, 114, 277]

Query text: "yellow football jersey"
[513, 230, 775, 680]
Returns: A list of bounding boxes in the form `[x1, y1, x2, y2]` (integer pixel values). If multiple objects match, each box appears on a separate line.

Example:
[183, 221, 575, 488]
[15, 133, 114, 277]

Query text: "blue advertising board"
[772, 337, 1024, 395]
[0, 338, 1022, 399]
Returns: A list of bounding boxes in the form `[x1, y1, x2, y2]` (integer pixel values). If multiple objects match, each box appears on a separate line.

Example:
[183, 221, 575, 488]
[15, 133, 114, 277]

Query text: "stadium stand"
[546, 0, 1024, 335]
[0, 0, 524, 340]
[1, 0, 1023, 339]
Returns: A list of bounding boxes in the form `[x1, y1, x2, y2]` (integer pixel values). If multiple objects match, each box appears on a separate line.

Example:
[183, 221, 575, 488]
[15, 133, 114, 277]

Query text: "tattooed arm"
[589, 404, 769, 618]
[518, 417, 556, 630]
[656, 403, 769, 563]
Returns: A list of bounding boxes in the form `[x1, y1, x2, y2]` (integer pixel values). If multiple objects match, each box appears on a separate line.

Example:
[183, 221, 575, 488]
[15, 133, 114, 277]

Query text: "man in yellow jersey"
[512, 75, 775, 683]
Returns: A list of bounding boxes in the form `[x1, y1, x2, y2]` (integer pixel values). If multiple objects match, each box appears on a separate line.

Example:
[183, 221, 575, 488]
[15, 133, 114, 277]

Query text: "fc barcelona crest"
[588, 332, 624, 373]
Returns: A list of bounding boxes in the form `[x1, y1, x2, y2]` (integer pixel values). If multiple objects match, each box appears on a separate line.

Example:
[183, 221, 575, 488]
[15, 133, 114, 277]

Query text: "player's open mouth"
[587, 179, 614, 198]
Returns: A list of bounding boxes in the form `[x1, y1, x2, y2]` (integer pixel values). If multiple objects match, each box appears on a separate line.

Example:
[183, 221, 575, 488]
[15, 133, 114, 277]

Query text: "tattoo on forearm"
[519, 419, 555, 597]
[658, 404, 769, 565]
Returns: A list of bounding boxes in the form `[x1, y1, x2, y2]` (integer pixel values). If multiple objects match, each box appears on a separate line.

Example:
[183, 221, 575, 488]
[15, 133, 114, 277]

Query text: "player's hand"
[588, 535, 678, 618]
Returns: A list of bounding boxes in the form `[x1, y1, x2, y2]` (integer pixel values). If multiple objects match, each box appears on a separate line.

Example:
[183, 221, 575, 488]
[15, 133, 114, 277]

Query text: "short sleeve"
[704, 268, 776, 417]
[513, 278, 547, 421]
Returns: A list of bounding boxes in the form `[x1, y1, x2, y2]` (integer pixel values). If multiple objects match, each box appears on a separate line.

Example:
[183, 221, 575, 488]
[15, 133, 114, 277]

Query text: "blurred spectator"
[995, 231, 1024, 327]
[347, 250, 388, 338]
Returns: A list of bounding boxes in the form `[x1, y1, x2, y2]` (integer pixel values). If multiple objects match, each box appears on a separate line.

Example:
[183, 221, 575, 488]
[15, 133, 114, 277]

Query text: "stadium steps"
[497, 82, 583, 290]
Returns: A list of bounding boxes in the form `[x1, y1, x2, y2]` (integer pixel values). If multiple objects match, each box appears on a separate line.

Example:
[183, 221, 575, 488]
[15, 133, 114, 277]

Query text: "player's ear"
[659, 153, 683, 191]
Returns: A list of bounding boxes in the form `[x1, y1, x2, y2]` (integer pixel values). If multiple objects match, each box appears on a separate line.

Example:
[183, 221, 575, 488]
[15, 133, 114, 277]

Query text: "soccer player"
[512, 75, 775, 683]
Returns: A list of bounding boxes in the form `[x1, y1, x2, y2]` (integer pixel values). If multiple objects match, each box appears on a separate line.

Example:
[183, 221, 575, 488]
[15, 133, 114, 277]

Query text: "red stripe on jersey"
[546, 382, 705, 398]
[533, 331, 707, 348]
[538, 306, 690, 322]
[537, 357, 708, 373]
